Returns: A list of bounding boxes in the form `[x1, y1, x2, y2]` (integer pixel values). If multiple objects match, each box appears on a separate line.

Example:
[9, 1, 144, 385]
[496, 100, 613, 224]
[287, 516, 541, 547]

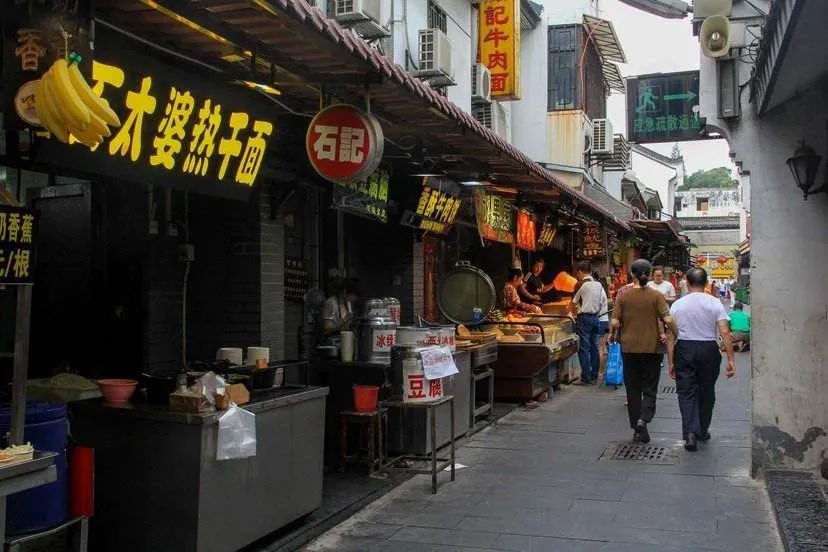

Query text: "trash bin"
[0, 402, 69, 535]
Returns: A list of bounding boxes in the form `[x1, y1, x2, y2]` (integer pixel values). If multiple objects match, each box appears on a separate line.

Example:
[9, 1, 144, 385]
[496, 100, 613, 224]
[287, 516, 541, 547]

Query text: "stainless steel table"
[0, 452, 57, 546]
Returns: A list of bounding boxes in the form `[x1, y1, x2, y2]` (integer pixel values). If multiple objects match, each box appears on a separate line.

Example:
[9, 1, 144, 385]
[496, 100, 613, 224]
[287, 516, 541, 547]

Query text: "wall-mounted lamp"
[786, 141, 827, 200]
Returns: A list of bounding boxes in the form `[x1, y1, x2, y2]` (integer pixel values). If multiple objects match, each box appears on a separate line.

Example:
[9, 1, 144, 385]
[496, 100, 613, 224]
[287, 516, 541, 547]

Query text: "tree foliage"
[678, 167, 738, 190]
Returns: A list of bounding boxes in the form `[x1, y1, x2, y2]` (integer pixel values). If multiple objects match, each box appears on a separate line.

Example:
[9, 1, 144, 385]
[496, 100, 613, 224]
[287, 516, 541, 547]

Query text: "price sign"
[0, 206, 37, 284]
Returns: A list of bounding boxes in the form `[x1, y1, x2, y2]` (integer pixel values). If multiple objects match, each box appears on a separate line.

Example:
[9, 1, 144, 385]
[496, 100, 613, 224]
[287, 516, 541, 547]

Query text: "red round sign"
[306, 104, 384, 184]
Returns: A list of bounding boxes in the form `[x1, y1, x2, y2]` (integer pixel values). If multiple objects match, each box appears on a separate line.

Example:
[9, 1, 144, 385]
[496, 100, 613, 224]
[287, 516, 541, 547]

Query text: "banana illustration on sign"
[35, 57, 122, 146]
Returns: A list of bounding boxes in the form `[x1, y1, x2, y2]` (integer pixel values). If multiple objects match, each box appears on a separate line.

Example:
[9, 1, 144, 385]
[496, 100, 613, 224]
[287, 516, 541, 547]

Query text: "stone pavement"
[303, 353, 784, 552]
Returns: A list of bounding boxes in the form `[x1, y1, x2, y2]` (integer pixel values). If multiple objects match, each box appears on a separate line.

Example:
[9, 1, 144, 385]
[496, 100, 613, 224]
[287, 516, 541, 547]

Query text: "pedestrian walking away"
[668, 267, 737, 451]
[570, 261, 607, 385]
[611, 259, 677, 443]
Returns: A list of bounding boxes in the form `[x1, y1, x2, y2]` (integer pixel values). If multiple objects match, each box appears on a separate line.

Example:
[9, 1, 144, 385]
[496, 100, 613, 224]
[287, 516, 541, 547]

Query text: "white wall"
[675, 187, 742, 217]
[541, 0, 598, 25]
[510, 23, 549, 159]
[603, 170, 623, 199]
[698, 39, 828, 474]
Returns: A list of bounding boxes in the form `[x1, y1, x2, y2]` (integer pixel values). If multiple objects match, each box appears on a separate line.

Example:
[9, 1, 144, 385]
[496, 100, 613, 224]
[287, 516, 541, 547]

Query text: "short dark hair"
[686, 267, 708, 287]
[533, 258, 545, 265]
[734, 302, 744, 310]
[652, 266, 665, 275]
[508, 268, 523, 280]
[576, 260, 592, 274]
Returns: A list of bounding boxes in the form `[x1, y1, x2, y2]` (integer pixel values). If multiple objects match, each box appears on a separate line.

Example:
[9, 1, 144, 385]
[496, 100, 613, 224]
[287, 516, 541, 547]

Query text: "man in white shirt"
[668, 268, 736, 451]
[571, 261, 608, 385]
[647, 266, 677, 304]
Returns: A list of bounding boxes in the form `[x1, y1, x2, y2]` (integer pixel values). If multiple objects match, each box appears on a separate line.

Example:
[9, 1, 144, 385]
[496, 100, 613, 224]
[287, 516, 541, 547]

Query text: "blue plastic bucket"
[0, 401, 69, 535]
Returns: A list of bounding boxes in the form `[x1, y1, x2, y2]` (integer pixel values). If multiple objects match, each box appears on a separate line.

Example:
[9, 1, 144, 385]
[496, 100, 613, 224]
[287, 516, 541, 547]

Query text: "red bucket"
[353, 385, 379, 412]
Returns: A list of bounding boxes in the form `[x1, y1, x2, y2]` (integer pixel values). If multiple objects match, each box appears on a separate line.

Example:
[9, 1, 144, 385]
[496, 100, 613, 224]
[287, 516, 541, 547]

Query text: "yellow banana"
[85, 111, 111, 139]
[69, 124, 103, 148]
[68, 62, 120, 128]
[49, 59, 91, 130]
[37, 73, 71, 143]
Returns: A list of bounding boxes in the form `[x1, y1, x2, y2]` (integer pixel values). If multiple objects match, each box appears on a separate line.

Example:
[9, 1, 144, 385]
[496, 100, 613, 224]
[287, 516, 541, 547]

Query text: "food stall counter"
[70, 385, 328, 552]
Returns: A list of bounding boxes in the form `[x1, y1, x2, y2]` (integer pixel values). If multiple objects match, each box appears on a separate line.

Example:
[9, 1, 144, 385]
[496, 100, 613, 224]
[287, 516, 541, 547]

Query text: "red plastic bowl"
[97, 379, 139, 404]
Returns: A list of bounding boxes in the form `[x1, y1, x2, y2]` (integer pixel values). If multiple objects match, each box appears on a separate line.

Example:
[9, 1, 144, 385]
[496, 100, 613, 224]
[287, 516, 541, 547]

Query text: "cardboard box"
[215, 384, 250, 409]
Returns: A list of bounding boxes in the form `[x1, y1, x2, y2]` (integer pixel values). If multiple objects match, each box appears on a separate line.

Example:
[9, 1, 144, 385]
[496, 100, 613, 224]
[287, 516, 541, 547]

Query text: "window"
[674, 197, 682, 213]
[697, 198, 709, 212]
[428, 1, 447, 33]
[547, 26, 578, 110]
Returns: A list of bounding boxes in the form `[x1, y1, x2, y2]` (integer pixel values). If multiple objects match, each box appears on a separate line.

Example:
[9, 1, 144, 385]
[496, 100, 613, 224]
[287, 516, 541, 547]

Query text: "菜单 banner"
[478, 0, 521, 100]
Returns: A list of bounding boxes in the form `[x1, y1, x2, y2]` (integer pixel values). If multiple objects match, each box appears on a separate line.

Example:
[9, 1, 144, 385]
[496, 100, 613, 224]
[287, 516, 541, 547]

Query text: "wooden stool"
[339, 408, 388, 476]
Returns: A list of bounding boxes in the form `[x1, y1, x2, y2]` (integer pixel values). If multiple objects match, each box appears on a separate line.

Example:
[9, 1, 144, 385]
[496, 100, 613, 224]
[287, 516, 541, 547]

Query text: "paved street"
[303, 353, 783, 551]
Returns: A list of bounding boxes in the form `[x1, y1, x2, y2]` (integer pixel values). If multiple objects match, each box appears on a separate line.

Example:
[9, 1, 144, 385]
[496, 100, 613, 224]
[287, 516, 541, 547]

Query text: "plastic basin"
[97, 379, 139, 404]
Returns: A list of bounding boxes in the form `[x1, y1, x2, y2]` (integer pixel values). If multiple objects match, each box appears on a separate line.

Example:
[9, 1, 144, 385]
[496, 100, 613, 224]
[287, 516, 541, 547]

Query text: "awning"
[94, 0, 629, 230]
[739, 239, 751, 255]
[583, 15, 626, 95]
[630, 219, 687, 245]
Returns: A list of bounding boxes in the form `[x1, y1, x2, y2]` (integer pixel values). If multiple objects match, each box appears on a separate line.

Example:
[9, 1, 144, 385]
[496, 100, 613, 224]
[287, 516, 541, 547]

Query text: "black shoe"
[636, 420, 651, 444]
[685, 433, 698, 451]
[699, 432, 711, 442]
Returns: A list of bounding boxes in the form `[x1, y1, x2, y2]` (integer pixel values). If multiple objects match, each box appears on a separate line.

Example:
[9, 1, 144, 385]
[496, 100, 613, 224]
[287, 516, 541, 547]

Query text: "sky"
[595, 0, 735, 204]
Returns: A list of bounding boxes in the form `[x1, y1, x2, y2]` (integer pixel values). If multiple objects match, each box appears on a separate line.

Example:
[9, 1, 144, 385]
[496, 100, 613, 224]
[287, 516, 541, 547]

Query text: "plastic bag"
[216, 405, 257, 461]
[191, 371, 226, 406]
[605, 342, 624, 386]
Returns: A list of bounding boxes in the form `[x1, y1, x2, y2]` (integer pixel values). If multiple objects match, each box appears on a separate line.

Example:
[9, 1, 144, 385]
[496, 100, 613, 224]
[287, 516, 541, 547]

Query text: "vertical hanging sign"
[0, 206, 37, 285]
[478, 0, 521, 100]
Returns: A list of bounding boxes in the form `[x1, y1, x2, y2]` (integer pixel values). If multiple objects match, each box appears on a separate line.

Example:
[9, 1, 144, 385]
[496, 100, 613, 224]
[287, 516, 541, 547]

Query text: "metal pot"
[390, 345, 443, 403]
[396, 326, 440, 347]
[438, 261, 496, 325]
[383, 297, 401, 325]
[358, 316, 397, 363]
[364, 298, 388, 319]
[436, 324, 457, 351]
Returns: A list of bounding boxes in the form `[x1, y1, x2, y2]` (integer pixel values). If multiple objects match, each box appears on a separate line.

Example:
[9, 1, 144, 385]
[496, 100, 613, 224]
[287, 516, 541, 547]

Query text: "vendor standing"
[322, 278, 356, 337]
[519, 258, 555, 305]
[503, 268, 542, 315]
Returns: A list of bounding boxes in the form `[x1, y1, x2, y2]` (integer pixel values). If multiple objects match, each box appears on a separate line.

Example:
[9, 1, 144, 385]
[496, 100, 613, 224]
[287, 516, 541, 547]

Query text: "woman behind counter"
[503, 268, 543, 315]
[322, 278, 357, 336]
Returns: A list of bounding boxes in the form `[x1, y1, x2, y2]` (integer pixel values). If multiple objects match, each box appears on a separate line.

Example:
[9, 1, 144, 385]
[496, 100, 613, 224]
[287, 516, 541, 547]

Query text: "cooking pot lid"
[438, 262, 496, 325]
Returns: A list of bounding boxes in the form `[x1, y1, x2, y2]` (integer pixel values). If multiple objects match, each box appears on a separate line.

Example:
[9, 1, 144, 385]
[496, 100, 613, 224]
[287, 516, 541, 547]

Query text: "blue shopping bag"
[605, 342, 624, 386]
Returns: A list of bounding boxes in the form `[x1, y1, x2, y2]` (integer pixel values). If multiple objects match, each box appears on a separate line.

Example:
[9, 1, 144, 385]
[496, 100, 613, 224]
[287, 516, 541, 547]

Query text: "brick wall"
[259, 187, 286, 360]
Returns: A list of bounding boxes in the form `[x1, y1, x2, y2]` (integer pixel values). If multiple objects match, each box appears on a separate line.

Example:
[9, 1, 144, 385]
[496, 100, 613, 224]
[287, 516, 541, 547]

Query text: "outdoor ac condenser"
[418, 29, 454, 79]
[471, 64, 492, 104]
[333, 0, 389, 38]
[592, 118, 615, 155]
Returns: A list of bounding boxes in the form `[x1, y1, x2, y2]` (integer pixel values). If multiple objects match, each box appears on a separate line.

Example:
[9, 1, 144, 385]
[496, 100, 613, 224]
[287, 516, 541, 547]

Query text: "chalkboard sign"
[580, 223, 604, 258]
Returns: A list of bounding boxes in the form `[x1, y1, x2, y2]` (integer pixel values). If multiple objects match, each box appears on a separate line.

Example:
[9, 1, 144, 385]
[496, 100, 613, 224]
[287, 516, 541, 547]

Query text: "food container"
[436, 324, 457, 351]
[340, 330, 355, 362]
[364, 298, 388, 319]
[247, 346, 270, 364]
[383, 297, 401, 325]
[396, 326, 440, 347]
[358, 316, 397, 363]
[216, 347, 243, 366]
[97, 379, 139, 404]
[390, 345, 443, 403]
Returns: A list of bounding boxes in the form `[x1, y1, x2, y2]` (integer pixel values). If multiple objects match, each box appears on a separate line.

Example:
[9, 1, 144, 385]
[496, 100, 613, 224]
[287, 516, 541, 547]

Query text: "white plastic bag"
[216, 405, 257, 461]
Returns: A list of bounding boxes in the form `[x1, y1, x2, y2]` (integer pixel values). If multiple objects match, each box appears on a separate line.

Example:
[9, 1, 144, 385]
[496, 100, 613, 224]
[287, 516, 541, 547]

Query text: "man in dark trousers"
[668, 268, 736, 451]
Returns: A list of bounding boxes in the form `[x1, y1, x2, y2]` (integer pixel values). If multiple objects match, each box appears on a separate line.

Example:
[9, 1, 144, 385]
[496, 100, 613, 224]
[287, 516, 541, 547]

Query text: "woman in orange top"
[503, 268, 542, 315]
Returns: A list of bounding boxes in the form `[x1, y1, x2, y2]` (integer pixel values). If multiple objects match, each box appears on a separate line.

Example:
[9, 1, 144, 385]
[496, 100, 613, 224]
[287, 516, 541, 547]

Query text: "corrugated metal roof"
[583, 15, 627, 63]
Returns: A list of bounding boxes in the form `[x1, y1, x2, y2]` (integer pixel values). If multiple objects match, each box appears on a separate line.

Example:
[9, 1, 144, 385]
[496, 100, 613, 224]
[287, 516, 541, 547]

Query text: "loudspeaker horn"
[694, 0, 732, 18]
[700, 15, 732, 58]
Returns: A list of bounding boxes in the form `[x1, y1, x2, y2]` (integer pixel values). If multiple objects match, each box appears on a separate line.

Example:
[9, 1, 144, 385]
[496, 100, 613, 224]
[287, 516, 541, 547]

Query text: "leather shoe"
[685, 433, 698, 451]
[699, 432, 711, 442]
[636, 420, 651, 444]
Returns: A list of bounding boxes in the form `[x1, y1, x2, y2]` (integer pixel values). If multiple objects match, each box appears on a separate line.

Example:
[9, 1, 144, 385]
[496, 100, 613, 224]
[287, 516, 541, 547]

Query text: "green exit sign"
[626, 71, 712, 144]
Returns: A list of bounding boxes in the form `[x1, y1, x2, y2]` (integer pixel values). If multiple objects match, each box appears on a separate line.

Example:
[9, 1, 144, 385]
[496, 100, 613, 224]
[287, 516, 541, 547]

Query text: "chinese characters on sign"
[306, 105, 384, 185]
[537, 221, 557, 250]
[0, 206, 37, 284]
[474, 190, 513, 244]
[580, 224, 604, 258]
[478, 0, 521, 100]
[372, 329, 396, 352]
[405, 183, 462, 235]
[403, 359, 445, 403]
[332, 169, 391, 223]
[515, 210, 536, 252]
[626, 71, 705, 144]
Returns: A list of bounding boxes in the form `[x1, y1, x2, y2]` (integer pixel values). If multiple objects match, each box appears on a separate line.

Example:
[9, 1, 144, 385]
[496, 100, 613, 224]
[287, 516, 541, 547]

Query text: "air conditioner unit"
[471, 64, 491, 104]
[473, 102, 507, 139]
[334, 0, 389, 39]
[591, 118, 614, 155]
[583, 119, 594, 154]
[416, 29, 455, 85]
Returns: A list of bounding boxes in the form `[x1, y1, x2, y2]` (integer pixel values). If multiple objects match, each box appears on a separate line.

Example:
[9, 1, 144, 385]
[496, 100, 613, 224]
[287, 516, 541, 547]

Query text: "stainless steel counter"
[70, 385, 328, 552]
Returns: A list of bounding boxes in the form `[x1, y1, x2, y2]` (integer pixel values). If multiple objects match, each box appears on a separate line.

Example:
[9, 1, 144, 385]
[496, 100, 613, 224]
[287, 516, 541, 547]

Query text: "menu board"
[332, 169, 390, 222]
[284, 257, 309, 302]
[0, 206, 37, 284]
[474, 190, 513, 244]
[580, 223, 605, 258]
[515, 210, 537, 251]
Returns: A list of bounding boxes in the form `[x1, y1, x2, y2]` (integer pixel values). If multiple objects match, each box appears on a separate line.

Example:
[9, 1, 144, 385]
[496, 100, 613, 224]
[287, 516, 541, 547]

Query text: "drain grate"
[601, 443, 678, 464]
[660, 385, 676, 394]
